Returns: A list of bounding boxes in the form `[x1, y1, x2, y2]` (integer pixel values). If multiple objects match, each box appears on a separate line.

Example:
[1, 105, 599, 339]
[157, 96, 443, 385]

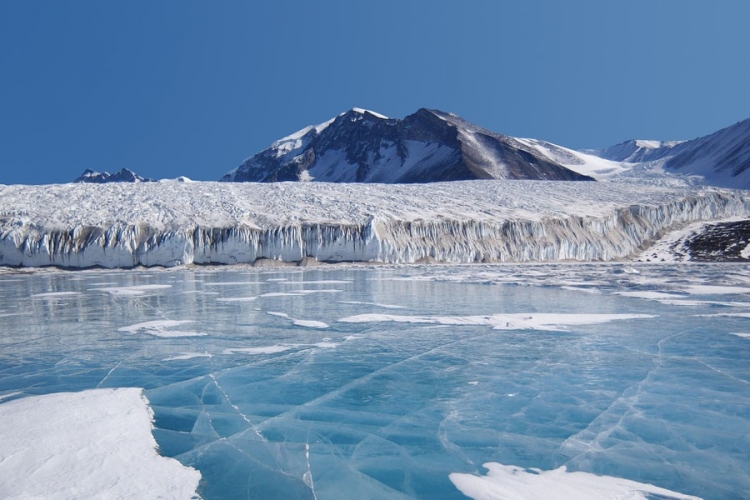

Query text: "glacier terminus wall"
[1, 180, 749, 268]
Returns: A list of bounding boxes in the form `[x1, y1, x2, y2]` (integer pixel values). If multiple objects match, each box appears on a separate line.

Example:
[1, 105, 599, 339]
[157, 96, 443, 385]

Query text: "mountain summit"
[221, 108, 595, 183]
[74, 168, 154, 183]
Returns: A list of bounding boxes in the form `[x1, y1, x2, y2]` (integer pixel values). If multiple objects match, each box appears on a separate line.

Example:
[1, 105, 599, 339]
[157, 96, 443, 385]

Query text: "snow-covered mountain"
[585, 118, 750, 189]
[223, 108, 750, 189]
[222, 108, 595, 183]
[74, 168, 154, 183]
[582, 140, 685, 164]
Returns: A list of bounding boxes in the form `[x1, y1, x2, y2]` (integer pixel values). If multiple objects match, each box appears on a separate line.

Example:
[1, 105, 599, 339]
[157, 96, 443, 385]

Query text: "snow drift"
[0, 180, 749, 268]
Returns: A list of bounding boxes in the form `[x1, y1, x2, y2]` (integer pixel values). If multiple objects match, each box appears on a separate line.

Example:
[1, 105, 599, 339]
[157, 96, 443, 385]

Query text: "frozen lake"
[1, 263, 749, 499]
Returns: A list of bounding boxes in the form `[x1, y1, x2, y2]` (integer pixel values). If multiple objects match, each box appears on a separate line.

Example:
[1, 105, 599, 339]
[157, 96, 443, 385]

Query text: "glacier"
[1, 180, 749, 269]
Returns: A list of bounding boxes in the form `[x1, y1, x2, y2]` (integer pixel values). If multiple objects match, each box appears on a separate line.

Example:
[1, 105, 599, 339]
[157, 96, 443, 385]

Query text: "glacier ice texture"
[1, 180, 749, 268]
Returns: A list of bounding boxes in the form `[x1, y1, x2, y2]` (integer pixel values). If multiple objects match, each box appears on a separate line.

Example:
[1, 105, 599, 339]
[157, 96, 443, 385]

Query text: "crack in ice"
[557, 331, 686, 463]
[208, 372, 266, 441]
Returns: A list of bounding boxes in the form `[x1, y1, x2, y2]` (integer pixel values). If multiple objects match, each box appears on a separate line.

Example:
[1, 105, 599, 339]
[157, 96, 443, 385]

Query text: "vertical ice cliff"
[0, 181, 748, 268]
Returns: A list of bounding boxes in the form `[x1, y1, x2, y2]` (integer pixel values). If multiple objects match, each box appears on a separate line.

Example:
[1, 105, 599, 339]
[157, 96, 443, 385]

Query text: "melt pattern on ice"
[1, 180, 749, 268]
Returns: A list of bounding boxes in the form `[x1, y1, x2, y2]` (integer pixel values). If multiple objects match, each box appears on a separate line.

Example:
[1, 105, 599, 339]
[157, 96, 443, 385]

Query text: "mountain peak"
[222, 108, 594, 183]
[349, 108, 389, 119]
[74, 168, 154, 184]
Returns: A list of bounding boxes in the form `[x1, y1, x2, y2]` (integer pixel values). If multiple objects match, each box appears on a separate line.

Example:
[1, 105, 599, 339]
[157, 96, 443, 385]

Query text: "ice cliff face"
[222, 108, 595, 183]
[1, 181, 748, 268]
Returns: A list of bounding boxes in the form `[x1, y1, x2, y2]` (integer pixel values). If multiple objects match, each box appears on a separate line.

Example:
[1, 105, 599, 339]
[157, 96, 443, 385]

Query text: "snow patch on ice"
[223, 342, 336, 355]
[216, 296, 258, 302]
[268, 311, 329, 328]
[223, 345, 294, 355]
[560, 286, 601, 294]
[293, 319, 329, 328]
[117, 320, 207, 337]
[0, 388, 201, 499]
[91, 284, 172, 296]
[163, 352, 213, 361]
[339, 300, 407, 309]
[701, 313, 750, 319]
[449, 462, 701, 500]
[615, 291, 686, 300]
[685, 285, 750, 295]
[339, 313, 654, 331]
[656, 299, 750, 307]
[31, 291, 79, 298]
[261, 292, 306, 297]
[204, 281, 266, 286]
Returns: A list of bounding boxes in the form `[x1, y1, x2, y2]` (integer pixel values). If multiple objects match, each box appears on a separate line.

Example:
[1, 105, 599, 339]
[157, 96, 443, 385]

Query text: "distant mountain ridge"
[221, 108, 595, 183]
[67, 110, 750, 190]
[584, 117, 750, 189]
[75, 168, 154, 183]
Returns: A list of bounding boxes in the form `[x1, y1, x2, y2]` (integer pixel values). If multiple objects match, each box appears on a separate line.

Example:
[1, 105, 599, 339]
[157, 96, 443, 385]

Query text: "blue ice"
[0, 264, 749, 499]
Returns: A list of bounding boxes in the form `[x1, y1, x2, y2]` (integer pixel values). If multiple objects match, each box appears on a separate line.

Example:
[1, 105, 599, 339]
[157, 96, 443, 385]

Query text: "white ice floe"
[0, 388, 201, 499]
[216, 296, 258, 302]
[261, 292, 307, 297]
[1, 180, 748, 268]
[281, 280, 352, 285]
[560, 286, 601, 294]
[449, 463, 701, 500]
[339, 300, 407, 309]
[338, 313, 654, 331]
[614, 291, 686, 300]
[223, 342, 335, 355]
[90, 284, 172, 296]
[268, 311, 329, 328]
[685, 285, 750, 295]
[655, 299, 750, 307]
[117, 319, 207, 338]
[203, 281, 266, 286]
[162, 352, 213, 361]
[223, 345, 294, 355]
[292, 319, 329, 328]
[30, 291, 80, 298]
[267, 311, 290, 318]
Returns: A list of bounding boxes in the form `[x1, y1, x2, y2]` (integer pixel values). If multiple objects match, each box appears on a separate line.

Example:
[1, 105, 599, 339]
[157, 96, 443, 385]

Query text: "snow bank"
[0, 180, 748, 268]
[449, 463, 701, 500]
[0, 388, 201, 499]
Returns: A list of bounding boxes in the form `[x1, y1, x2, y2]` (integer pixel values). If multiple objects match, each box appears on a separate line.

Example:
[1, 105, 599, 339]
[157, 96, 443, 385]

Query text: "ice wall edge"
[1, 191, 748, 269]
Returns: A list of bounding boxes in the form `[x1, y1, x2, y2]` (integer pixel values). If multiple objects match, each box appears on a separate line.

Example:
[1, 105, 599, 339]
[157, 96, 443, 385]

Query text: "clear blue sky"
[1, 0, 749, 184]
